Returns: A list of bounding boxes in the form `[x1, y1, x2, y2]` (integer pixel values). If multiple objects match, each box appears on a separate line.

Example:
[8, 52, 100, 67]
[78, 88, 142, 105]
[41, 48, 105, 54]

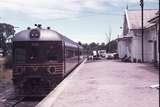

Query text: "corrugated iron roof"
[148, 10, 159, 23]
[126, 9, 158, 29]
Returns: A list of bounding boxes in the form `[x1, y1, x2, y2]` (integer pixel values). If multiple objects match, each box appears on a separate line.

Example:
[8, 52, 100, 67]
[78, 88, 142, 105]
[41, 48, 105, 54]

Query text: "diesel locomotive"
[12, 25, 83, 96]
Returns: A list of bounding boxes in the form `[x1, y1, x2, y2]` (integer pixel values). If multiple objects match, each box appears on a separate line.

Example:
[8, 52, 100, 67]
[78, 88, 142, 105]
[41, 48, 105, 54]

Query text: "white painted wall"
[156, 24, 159, 64]
[130, 35, 142, 61]
[118, 27, 157, 63]
[118, 40, 127, 58]
[143, 29, 155, 62]
[129, 28, 156, 63]
[125, 39, 132, 57]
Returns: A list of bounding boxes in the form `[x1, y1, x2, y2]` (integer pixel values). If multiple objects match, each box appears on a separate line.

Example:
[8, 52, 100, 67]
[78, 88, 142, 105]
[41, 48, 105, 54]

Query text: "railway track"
[0, 80, 44, 107]
[0, 79, 59, 107]
[6, 96, 42, 107]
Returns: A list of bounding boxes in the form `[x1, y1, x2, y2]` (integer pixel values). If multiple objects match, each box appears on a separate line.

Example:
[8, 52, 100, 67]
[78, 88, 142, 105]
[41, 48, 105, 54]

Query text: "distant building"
[117, 9, 159, 64]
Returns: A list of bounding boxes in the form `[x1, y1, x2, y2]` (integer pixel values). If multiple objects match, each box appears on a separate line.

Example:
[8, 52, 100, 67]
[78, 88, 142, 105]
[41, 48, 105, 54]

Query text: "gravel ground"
[0, 57, 41, 107]
[0, 71, 40, 107]
[0, 79, 14, 107]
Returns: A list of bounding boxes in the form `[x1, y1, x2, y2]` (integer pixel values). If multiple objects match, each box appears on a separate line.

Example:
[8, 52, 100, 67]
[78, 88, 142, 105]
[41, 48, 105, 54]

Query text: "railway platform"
[36, 59, 159, 107]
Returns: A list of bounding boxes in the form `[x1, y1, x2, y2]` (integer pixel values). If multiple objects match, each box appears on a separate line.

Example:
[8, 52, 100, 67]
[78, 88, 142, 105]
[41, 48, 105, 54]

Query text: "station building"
[117, 9, 159, 66]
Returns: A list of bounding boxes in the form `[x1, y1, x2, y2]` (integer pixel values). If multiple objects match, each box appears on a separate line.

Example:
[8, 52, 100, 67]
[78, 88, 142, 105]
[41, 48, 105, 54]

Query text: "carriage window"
[66, 50, 74, 58]
[15, 48, 26, 63]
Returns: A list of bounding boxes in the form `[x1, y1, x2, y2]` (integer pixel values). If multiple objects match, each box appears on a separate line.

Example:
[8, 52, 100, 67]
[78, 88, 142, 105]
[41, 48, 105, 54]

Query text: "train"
[12, 25, 83, 97]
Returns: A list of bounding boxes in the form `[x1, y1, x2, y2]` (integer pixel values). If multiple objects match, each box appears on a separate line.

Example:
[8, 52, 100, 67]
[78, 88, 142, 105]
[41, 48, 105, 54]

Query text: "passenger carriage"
[12, 25, 83, 96]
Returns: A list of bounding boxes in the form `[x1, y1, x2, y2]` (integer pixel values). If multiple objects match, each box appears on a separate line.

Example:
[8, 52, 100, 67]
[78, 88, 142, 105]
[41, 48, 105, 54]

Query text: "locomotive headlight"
[47, 66, 56, 74]
[30, 29, 40, 38]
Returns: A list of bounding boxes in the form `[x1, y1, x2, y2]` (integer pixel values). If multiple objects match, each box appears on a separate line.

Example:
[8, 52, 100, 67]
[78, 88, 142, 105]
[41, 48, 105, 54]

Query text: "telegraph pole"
[140, 0, 144, 62]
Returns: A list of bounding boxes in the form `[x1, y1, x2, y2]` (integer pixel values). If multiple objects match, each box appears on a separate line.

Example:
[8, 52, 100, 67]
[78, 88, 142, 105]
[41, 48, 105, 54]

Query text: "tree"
[80, 40, 117, 55]
[106, 40, 117, 53]
[98, 42, 106, 50]
[89, 42, 97, 51]
[0, 23, 15, 55]
[81, 43, 89, 55]
[78, 41, 82, 46]
[105, 25, 112, 52]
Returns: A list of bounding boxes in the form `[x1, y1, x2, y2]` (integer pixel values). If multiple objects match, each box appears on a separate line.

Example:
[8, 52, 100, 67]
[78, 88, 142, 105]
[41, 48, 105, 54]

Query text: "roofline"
[128, 24, 156, 31]
[144, 24, 156, 30]
[148, 16, 159, 23]
[125, 9, 131, 30]
[116, 36, 132, 41]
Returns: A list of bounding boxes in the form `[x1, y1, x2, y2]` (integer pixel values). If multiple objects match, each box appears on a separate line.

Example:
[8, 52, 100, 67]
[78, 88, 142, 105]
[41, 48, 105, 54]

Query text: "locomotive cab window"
[28, 46, 38, 63]
[15, 48, 26, 63]
[13, 42, 63, 64]
[47, 48, 57, 61]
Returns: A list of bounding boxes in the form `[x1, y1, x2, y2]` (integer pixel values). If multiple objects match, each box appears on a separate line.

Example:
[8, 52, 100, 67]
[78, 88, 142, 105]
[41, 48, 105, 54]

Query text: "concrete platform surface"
[36, 60, 159, 107]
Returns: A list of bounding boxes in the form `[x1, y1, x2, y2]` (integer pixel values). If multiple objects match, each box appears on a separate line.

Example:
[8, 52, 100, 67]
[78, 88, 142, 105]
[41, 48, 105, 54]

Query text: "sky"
[0, 0, 159, 43]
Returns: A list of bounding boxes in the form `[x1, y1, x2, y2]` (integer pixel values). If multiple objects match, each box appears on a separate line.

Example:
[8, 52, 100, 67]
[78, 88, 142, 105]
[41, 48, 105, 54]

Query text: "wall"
[130, 34, 142, 62]
[156, 24, 159, 65]
[144, 27, 156, 63]
[118, 40, 127, 58]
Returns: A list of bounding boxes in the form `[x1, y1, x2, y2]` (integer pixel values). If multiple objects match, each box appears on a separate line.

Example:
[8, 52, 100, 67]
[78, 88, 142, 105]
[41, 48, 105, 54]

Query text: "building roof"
[148, 10, 159, 23]
[125, 9, 158, 29]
